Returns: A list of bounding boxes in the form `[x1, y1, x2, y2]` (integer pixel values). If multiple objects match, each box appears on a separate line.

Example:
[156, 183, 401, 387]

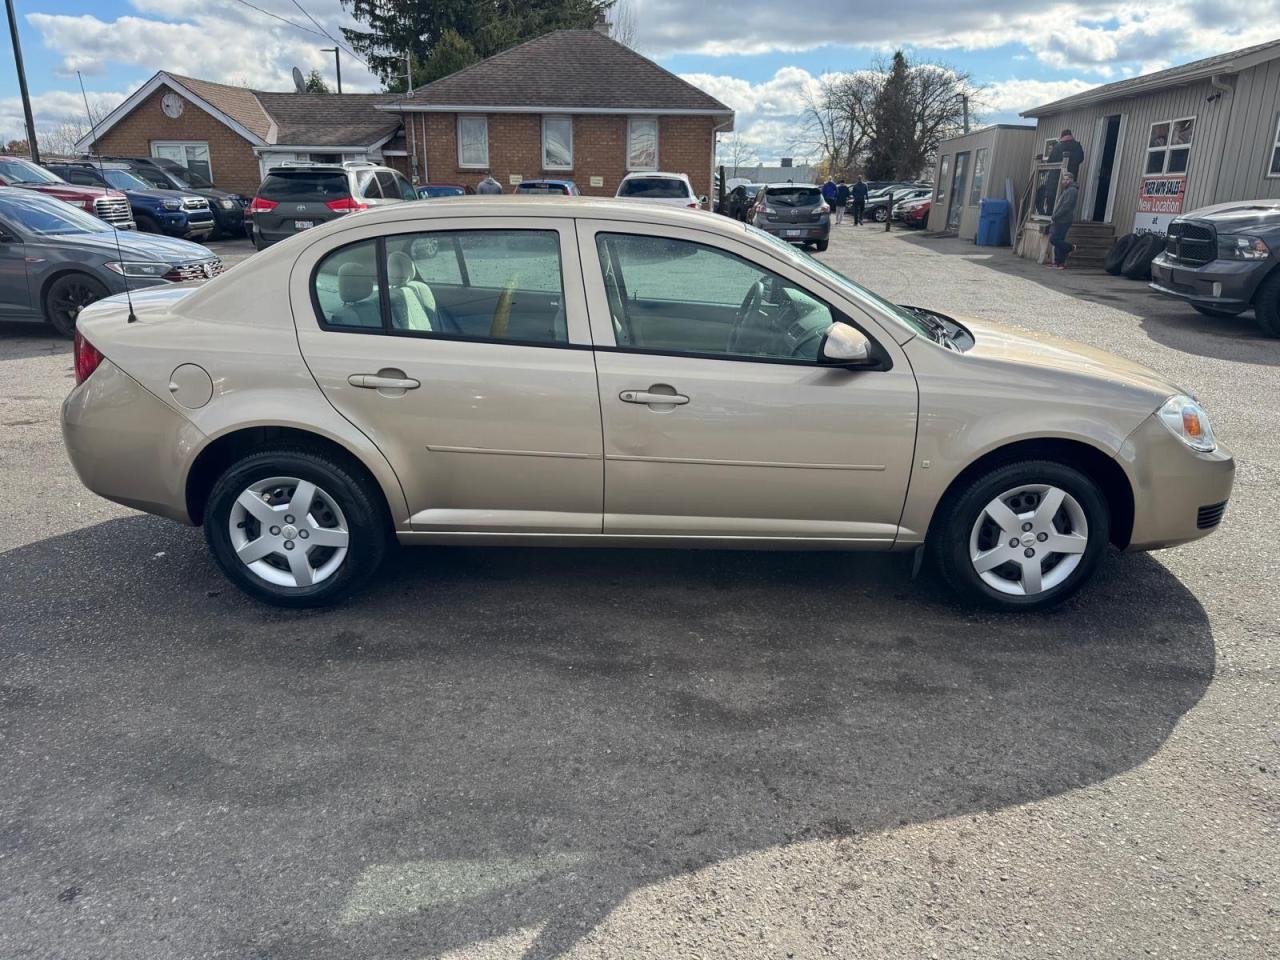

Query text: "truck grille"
[93, 196, 134, 228]
[1166, 221, 1216, 265]
[164, 258, 224, 282]
[181, 196, 210, 212]
[1196, 500, 1228, 530]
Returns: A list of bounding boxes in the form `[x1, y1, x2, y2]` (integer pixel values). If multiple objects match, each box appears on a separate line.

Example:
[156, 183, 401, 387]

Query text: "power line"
[227, 0, 328, 41]
[288, 0, 367, 68]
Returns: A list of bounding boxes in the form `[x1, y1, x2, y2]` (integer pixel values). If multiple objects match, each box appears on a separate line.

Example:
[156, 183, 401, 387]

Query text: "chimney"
[594, 12, 611, 35]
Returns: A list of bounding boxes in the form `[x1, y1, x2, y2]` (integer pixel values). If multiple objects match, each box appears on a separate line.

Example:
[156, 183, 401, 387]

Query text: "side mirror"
[818, 323, 874, 366]
[699, 196, 708, 206]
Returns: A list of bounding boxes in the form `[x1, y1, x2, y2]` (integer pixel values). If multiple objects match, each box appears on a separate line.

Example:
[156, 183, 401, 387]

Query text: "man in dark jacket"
[850, 177, 869, 225]
[821, 178, 837, 210]
[1048, 173, 1078, 268]
[1043, 130, 1084, 216]
[835, 179, 850, 224]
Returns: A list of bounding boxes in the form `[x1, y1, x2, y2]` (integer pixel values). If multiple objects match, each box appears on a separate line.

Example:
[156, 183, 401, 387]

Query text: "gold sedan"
[62, 198, 1233, 610]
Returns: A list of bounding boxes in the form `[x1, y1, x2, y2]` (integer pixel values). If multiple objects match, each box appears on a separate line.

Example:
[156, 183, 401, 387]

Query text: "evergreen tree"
[304, 69, 331, 93]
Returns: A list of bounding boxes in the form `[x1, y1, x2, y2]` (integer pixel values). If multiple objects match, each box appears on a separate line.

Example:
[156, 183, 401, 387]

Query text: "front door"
[293, 218, 604, 534]
[0, 219, 31, 317]
[578, 221, 918, 542]
[947, 152, 969, 231]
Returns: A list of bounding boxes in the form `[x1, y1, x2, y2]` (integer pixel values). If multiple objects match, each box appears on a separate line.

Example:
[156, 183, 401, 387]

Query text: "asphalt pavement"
[0, 224, 1276, 959]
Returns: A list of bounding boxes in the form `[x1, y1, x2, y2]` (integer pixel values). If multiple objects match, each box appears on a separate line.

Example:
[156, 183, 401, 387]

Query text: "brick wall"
[417, 112, 717, 198]
[89, 86, 264, 196]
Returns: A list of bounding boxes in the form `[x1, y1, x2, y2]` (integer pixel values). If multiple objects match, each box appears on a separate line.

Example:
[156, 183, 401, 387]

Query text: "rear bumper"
[1118, 413, 1235, 552]
[752, 219, 831, 241]
[1149, 254, 1268, 307]
[62, 360, 202, 524]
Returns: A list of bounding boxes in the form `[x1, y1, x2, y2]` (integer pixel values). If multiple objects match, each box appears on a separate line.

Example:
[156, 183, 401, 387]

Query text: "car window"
[618, 177, 688, 199]
[766, 186, 821, 206]
[260, 171, 350, 201]
[420, 186, 464, 198]
[130, 166, 176, 190]
[357, 171, 381, 199]
[374, 171, 400, 199]
[313, 230, 567, 344]
[393, 173, 417, 201]
[59, 168, 103, 187]
[103, 170, 152, 191]
[0, 158, 63, 185]
[596, 233, 836, 362]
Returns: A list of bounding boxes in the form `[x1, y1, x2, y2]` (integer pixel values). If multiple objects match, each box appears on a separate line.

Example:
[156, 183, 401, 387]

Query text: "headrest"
[337, 261, 373, 303]
[386, 251, 415, 287]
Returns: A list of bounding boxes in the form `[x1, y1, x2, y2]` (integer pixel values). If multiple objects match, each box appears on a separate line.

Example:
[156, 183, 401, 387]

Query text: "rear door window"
[375, 171, 400, 199]
[259, 171, 350, 201]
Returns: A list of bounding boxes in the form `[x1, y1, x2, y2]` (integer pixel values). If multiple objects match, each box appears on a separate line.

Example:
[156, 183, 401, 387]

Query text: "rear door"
[0, 213, 31, 317]
[291, 215, 604, 535]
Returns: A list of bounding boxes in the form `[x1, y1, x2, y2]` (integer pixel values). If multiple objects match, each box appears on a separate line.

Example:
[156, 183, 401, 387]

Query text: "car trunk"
[253, 171, 351, 240]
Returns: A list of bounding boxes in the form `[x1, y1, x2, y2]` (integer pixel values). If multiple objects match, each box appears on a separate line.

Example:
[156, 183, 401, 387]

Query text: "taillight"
[687, 201, 698, 208]
[247, 197, 276, 215]
[73, 331, 104, 385]
[819, 203, 831, 214]
[325, 196, 369, 212]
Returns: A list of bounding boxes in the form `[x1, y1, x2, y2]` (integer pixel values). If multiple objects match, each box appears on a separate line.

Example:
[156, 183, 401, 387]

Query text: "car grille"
[93, 196, 134, 228]
[1196, 500, 1228, 530]
[1166, 221, 1216, 265]
[164, 258, 225, 282]
[181, 196, 210, 211]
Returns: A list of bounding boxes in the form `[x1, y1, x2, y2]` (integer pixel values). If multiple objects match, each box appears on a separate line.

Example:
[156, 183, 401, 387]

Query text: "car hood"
[123, 187, 192, 202]
[56, 230, 215, 262]
[1178, 199, 1280, 234]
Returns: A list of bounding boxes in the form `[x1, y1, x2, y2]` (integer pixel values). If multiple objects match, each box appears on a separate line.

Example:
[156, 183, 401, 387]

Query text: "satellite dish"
[292, 66, 305, 93]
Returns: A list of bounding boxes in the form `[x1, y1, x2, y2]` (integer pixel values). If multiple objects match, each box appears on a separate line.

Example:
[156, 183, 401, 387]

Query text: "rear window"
[258, 170, 349, 201]
[516, 183, 569, 194]
[618, 177, 689, 199]
[765, 186, 821, 206]
[420, 185, 464, 197]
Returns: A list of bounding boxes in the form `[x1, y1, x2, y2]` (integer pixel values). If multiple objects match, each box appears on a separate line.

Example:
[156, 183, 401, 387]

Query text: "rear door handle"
[619, 389, 689, 405]
[348, 374, 421, 390]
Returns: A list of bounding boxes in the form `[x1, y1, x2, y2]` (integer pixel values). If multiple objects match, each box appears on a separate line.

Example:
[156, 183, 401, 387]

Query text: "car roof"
[619, 171, 690, 180]
[324, 195, 744, 230]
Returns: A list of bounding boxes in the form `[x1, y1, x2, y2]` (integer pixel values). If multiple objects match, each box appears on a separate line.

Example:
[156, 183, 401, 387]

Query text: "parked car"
[515, 179, 581, 196]
[417, 183, 473, 199]
[1149, 199, 1280, 337]
[751, 183, 831, 250]
[61, 198, 1233, 610]
[0, 156, 134, 230]
[98, 156, 247, 239]
[0, 187, 222, 336]
[898, 197, 932, 229]
[45, 161, 214, 241]
[866, 187, 931, 223]
[724, 183, 764, 222]
[615, 172, 704, 209]
[248, 161, 416, 249]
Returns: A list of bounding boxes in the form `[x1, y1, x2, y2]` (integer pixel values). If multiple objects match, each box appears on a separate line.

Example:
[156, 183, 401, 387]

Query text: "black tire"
[135, 214, 160, 234]
[873, 206, 888, 222]
[251, 229, 265, 252]
[204, 448, 390, 608]
[1254, 270, 1280, 338]
[1121, 234, 1161, 280]
[1103, 233, 1136, 275]
[928, 460, 1110, 612]
[814, 238, 830, 252]
[1191, 303, 1247, 318]
[43, 272, 108, 338]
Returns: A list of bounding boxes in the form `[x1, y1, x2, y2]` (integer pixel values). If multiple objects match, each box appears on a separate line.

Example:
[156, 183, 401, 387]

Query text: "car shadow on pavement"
[0, 516, 1215, 959]
[0, 322, 72, 361]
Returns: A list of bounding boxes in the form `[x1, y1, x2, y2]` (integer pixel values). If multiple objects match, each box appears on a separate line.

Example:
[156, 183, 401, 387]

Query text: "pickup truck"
[1150, 199, 1280, 337]
[101, 156, 248, 239]
[45, 161, 214, 241]
[0, 155, 134, 230]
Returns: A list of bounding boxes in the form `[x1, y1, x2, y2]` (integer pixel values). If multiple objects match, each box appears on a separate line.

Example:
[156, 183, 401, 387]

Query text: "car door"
[0, 216, 31, 317]
[292, 215, 604, 535]
[577, 219, 918, 542]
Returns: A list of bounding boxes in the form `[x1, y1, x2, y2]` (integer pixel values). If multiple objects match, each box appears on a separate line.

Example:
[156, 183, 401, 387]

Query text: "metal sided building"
[1020, 39, 1280, 239]
[926, 124, 1039, 238]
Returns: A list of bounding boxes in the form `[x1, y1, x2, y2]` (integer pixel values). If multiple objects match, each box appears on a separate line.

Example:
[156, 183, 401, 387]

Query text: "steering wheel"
[726, 279, 766, 354]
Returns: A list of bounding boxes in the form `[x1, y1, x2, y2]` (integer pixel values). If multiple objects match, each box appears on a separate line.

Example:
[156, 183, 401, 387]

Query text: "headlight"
[1158, 395, 1217, 452]
[161, 199, 182, 211]
[104, 261, 170, 279]
[220, 198, 237, 210]
[1217, 235, 1269, 260]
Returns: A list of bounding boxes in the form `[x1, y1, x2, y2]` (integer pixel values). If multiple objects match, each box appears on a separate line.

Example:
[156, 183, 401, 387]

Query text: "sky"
[2, 0, 1276, 160]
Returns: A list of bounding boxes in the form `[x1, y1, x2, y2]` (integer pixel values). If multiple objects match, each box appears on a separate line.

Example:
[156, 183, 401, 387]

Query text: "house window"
[542, 116, 573, 170]
[151, 141, 212, 182]
[1145, 117, 1194, 175]
[1268, 114, 1280, 178]
[457, 116, 488, 168]
[627, 117, 658, 171]
[969, 147, 989, 206]
[1043, 139, 1058, 160]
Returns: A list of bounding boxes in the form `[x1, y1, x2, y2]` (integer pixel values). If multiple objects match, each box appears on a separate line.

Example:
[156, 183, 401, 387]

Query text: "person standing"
[850, 177, 868, 225]
[1048, 173, 1078, 269]
[834, 179, 850, 224]
[821, 176, 837, 212]
[476, 174, 503, 195]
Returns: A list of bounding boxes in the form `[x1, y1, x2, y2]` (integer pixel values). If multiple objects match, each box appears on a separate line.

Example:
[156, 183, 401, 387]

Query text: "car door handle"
[348, 373, 421, 390]
[619, 389, 689, 405]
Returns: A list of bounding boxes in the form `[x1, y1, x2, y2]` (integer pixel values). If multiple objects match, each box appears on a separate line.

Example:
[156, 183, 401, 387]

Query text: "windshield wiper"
[901, 305, 953, 345]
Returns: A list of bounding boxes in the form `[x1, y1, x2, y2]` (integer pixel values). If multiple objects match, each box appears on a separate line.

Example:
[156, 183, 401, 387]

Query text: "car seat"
[386, 251, 437, 331]
[332, 262, 380, 327]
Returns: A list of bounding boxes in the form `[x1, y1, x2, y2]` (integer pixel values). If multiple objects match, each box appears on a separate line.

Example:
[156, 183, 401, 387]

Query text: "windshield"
[153, 158, 211, 189]
[0, 191, 111, 236]
[0, 158, 63, 185]
[618, 177, 688, 199]
[130, 166, 177, 190]
[766, 186, 821, 206]
[103, 169, 152, 192]
[745, 224, 932, 339]
[517, 183, 569, 194]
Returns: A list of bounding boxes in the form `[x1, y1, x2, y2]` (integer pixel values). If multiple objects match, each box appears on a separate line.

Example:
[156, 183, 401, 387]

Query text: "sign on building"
[1133, 174, 1186, 236]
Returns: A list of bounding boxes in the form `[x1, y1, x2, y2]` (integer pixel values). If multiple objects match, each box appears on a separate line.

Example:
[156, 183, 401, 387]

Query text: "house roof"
[168, 74, 274, 141]
[1022, 38, 1280, 117]
[384, 29, 733, 115]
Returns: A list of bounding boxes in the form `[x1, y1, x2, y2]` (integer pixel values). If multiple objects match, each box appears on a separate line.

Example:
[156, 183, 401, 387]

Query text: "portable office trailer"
[926, 125, 1038, 239]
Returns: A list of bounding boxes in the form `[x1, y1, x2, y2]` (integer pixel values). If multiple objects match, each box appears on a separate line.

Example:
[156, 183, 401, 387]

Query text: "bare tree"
[716, 133, 758, 177]
[609, 0, 638, 48]
[39, 96, 114, 157]
[797, 74, 874, 179]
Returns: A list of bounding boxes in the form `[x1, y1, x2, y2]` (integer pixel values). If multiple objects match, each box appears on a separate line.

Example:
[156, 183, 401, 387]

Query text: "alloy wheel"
[228, 476, 350, 588]
[50, 278, 103, 328]
[968, 483, 1089, 596]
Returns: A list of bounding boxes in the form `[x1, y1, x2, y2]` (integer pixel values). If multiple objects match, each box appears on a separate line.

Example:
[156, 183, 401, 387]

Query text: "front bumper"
[62, 359, 203, 524]
[210, 201, 247, 234]
[1118, 412, 1235, 552]
[1149, 253, 1268, 307]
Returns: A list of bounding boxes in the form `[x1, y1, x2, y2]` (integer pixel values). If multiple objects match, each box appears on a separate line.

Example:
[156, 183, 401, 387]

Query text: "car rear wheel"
[814, 238, 829, 252]
[204, 449, 390, 607]
[1253, 272, 1280, 338]
[930, 460, 1110, 611]
[873, 207, 888, 222]
[43, 273, 107, 338]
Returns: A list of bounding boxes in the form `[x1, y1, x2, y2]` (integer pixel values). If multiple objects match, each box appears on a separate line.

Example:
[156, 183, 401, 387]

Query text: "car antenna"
[77, 70, 136, 323]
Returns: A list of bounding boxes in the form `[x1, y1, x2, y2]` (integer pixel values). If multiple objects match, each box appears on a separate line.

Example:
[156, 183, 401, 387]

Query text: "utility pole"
[5, 0, 39, 162]
[962, 95, 970, 134]
[321, 47, 341, 93]
[404, 52, 417, 183]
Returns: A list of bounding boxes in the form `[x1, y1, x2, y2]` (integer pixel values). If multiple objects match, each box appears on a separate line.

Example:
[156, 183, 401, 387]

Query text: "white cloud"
[978, 78, 1096, 114]
[0, 88, 131, 146]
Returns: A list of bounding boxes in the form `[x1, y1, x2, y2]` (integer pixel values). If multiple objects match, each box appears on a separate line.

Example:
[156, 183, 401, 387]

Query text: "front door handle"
[348, 372, 421, 390]
[619, 388, 689, 406]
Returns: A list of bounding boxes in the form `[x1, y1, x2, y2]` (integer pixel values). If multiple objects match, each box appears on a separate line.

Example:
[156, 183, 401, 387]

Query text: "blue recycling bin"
[976, 198, 1011, 246]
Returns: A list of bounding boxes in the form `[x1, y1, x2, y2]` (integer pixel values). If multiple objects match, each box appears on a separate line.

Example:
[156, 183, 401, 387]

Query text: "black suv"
[1150, 199, 1280, 337]
[247, 162, 416, 249]
[99, 156, 248, 239]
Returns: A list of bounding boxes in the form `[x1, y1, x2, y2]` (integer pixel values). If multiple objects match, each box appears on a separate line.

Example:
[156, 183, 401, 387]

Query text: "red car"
[0, 156, 135, 229]
[900, 197, 932, 229]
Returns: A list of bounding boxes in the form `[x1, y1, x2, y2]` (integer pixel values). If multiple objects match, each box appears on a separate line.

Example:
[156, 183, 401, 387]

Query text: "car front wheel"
[204, 449, 389, 607]
[930, 460, 1110, 611]
[873, 207, 888, 222]
[43, 272, 107, 338]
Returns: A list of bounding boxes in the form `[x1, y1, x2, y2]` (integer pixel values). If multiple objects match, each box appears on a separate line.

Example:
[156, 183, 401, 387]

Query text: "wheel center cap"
[282, 524, 299, 540]
[1021, 532, 1037, 547]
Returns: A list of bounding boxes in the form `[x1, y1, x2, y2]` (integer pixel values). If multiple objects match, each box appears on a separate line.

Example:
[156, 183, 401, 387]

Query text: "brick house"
[75, 73, 403, 196]
[381, 28, 734, 199]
